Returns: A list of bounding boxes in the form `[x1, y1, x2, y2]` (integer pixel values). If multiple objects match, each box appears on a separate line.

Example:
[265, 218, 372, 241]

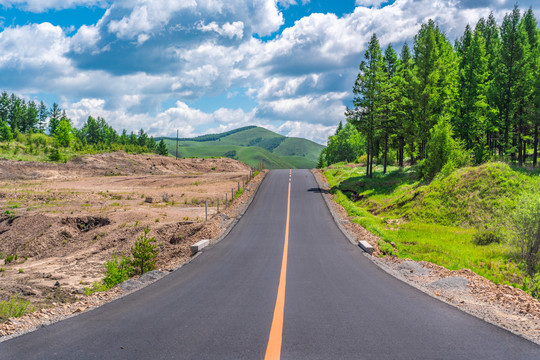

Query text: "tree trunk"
[399, 137, 404, 168]
[533, 124, 538, 168]
[410, 142, 415, 165]
[369, 141, 374, 178]
[366, 139, 371, 177]
[383, 134, 388, 174]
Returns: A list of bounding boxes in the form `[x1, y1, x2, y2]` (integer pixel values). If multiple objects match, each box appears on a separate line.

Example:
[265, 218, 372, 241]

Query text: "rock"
[118, 279, 142, 292]
[145, 197, 153, 203]
[54, 281, 60, 287]
[428, 277, 470, 292]
[396, 261, 430, 276]
[138, 270, 166, 284]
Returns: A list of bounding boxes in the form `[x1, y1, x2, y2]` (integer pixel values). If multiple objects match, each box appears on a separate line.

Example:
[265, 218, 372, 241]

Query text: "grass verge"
[323, 162, 538, 290]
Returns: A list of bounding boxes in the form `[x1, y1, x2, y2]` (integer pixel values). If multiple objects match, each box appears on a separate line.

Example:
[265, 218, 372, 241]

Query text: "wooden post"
[225, 193, 228, 208]
[237, 182, 240, 191]
[205, 199, 208, 221]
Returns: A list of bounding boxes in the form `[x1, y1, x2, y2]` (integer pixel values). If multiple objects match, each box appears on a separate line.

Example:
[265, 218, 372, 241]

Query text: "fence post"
[231, 188, 234, 201]
[225, 193, 228, 209]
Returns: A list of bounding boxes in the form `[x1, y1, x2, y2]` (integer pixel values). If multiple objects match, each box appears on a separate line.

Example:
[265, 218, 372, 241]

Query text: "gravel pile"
[428, 276, 470, 292]
[397, 260, 431, 276]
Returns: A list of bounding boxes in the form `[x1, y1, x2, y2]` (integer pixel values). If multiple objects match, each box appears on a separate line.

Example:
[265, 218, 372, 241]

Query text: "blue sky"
[0, 0, 537, 144]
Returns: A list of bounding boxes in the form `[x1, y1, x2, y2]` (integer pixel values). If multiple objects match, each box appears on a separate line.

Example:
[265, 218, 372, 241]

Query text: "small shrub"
[0, 297, 34, 321]
[378, 240, 396, 256]
[511, 193, 540, 276]
[473, 227, 504, 246]
[523, 273, 540, 300]
[18, 269, 23, 273]
[131, 227, 158, 276]
[48, 147, 63, 162]
[102, 255, 133, 288]
[5, 254, 17, 264]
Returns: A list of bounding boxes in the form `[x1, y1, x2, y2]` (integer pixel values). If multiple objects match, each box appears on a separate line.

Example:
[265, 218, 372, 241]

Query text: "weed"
[0, 297, 34, 321]
[18, 269, 23, 273]
[5, 254, 17, 264]
[473, 227, 504, 246]
[235, 189, 243, 199]
[102, 255, 133, 289]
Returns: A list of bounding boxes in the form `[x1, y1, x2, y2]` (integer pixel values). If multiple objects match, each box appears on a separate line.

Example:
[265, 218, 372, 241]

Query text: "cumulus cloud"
[1, 0, 538, 144]
[0, 23, 68, 68]
[197, 21, 244, 39]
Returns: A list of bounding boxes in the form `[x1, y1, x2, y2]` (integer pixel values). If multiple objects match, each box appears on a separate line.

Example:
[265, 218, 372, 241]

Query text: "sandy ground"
[0, 152, 261, 328]
[312, 169, 540, 345]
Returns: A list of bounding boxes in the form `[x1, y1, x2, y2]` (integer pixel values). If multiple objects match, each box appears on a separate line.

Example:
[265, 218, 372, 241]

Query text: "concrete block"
[358, 240, 374, 255]
[191, 239, 210, 255]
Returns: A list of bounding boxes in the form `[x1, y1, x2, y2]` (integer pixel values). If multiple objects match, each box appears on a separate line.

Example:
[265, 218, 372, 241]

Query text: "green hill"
[160, 126, 324, 169]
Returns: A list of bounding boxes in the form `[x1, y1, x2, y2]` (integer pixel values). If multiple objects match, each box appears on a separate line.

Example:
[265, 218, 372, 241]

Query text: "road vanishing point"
[2, 169, 540, 359]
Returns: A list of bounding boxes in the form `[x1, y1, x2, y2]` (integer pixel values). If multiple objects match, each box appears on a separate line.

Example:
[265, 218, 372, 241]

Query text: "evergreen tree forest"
[325, 6, 539, 178]
[0, 91, 162, 161]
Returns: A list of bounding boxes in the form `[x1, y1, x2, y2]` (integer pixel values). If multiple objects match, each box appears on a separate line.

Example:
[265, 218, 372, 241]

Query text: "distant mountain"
[159, 126, 325, 169]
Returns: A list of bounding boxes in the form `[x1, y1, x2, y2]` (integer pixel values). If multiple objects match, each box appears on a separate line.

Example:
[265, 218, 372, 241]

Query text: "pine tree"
[458, 23, 491, 163]
[397, 43, 416, 166]
[48, 103, 62, 135]
[379, 44, 400, 173]
[349, 33, 384, 178]
[157, 139, 168, 156]
[521, 8, 539, 167]
[37, 101, 48, 132]
[24, 101, 38, 133]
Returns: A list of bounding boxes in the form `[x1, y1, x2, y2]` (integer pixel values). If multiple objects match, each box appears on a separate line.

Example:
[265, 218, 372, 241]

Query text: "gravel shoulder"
[312, 169, 540, 346]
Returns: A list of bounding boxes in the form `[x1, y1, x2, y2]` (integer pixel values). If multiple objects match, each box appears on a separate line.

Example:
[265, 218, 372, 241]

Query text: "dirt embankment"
[0, 151, 266, 337]
[312, 169, 540, 345]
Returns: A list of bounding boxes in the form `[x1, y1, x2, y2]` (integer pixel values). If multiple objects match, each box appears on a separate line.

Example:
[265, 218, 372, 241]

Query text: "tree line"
[0, 92, 169, 157]
[322, 6, 539, 178]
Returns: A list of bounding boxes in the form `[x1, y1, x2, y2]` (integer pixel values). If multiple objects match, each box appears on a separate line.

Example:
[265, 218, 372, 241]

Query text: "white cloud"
[355, 0, 387, 8]
[197, 21, 244, 39]
[0, 0, 106, 12]
[71, 24, 101, 53]
[0, 22, 70, 71]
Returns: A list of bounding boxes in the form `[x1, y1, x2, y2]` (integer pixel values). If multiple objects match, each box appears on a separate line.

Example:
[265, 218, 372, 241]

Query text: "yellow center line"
[264, 171, 292, 360]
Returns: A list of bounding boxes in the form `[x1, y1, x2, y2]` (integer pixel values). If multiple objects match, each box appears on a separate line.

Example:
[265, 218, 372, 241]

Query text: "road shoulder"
[311, 168, 540, 346]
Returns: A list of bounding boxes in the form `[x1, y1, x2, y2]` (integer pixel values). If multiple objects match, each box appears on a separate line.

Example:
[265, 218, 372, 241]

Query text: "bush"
[0, 297, 34, 321]
[48, 147, 63, 162]
[0, 122, 13, 142]
[523, 273, 540, 300]
[420, 118, 469, 180]
[473, 227, 504, 246]
[102, 255, 133, 288]
[511, 193, 540, 276]
[131, 227, 158, 275]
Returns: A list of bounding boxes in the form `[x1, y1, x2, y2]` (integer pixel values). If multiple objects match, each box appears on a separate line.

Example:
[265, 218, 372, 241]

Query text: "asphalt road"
[2, 169, 539, 359]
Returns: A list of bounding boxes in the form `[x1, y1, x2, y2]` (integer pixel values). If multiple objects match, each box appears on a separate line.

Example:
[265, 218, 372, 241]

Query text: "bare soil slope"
[0, 152, 253, 315]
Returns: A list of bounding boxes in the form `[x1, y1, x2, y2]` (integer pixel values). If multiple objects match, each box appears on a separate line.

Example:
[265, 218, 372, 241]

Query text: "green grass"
[324, 161, 539, 290]
[0, 297, 34, 322]
[162, 126, 324, 169]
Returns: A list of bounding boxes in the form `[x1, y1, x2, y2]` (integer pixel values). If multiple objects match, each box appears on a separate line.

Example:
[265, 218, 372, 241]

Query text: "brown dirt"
[0, 151, 267, 337]
[312, 168, 540, 345]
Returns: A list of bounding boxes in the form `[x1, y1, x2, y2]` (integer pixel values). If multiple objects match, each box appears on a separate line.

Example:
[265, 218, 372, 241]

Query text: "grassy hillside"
[162, 126, 324, 169]
[324, 162, 539, 293]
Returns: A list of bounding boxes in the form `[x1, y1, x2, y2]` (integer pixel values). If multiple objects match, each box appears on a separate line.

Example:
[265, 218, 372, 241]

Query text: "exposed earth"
[0, 152, 262, 328]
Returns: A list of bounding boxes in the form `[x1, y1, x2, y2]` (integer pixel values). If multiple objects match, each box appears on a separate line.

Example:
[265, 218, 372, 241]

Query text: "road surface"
[2, 169, 539, 359]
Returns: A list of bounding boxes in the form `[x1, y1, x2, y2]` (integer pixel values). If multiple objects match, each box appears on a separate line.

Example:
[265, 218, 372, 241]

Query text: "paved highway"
[2, 169, 539, 359]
